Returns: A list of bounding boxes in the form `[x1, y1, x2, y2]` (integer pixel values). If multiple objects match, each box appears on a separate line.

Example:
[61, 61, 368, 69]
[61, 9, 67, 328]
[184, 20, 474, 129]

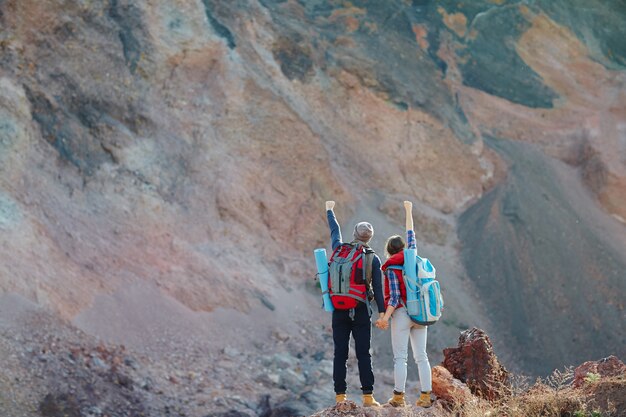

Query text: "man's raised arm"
[326, 200, 342, 250]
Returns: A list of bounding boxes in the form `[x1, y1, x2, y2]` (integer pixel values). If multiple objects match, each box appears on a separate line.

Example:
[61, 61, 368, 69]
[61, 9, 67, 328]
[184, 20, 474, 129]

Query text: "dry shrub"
[448, 367, 595, 417]
[583, 375, 625, 416]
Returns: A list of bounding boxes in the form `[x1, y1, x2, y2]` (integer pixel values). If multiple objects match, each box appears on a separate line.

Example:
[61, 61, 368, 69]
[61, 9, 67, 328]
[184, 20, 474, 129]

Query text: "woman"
[375, 201, 432, 408]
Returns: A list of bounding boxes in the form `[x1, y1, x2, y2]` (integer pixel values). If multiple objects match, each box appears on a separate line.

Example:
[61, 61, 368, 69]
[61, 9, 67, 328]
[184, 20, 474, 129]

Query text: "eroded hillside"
[0, 1, 625, 415]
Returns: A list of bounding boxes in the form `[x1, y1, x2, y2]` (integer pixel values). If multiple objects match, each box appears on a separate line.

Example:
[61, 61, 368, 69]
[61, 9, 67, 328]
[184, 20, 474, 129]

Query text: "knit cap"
[353, 222, 374, 243]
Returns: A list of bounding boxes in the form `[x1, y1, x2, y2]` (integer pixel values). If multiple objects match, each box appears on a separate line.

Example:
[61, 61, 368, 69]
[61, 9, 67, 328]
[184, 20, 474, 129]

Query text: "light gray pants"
[390, 307, 432, 393]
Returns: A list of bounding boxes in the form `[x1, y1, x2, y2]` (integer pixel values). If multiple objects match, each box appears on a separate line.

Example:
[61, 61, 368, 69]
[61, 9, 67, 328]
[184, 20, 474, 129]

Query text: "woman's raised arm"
[404, 201, 417, 250]
[404, 200, 413, 233]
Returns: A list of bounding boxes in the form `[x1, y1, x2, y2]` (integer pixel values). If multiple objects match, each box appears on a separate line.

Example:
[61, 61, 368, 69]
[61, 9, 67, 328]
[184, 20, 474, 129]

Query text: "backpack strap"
[386, 266, 419, 312]
[361, 245, 376, 302]
[387, 265, 419, 288]
[364, 251, 374, 286]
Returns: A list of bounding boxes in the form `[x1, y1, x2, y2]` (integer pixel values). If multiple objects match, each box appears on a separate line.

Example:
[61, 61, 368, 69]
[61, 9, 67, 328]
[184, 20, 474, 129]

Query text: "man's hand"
[326, 201, 336, 211]
[403, 201, 413, 211]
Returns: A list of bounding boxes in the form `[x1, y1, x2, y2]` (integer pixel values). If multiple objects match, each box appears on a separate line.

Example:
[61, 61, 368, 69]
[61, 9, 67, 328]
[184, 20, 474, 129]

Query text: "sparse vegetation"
[446, 367, 623, 417]
[584, 372, 601, 384]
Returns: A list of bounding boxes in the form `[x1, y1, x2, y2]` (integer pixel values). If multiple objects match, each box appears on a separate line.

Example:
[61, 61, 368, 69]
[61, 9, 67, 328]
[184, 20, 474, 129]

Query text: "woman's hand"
[326, 201, 336, 211]
[403, 200, 412, 211]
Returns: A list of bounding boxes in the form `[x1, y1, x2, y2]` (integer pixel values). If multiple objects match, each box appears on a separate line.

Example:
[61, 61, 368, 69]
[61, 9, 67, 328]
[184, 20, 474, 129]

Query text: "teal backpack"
[388, 249, 444, 326]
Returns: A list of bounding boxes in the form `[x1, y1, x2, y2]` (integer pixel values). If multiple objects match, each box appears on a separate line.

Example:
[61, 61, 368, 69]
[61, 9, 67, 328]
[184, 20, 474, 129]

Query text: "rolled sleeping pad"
[403, 248, 419, 316]
[314, 248, 334, 312]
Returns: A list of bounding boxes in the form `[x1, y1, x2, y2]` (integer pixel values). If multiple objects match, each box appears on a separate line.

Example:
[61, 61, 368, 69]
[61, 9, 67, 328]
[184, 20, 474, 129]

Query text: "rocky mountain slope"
[1, 0, 625, 415]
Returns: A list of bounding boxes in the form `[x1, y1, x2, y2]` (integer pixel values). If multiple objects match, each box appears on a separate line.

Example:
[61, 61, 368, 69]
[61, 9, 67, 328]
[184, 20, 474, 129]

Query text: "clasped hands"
[375, 313, 389, 330]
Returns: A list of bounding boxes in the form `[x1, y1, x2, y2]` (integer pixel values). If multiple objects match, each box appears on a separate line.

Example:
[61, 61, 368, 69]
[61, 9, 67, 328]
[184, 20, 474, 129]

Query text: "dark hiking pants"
[332, 302, 374, 394]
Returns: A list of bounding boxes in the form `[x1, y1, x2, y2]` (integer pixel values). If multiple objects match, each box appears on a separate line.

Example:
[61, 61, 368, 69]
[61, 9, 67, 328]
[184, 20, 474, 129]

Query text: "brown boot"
[387, 391, 406, 407]
[415, 391, 432, 408]
[362, 393, 381, 407]
[335, 393, 347, 403]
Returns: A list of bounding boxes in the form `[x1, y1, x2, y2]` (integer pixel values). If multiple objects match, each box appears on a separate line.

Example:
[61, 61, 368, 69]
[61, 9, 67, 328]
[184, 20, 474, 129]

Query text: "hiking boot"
[387, 391, 406, 407]
[415, 391, 432, 408]
[362, 393, 381, 407]
[335, 393, 347, 403]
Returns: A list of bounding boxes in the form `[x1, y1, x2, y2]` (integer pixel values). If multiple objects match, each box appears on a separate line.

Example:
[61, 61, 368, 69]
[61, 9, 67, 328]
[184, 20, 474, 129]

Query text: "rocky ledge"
[310, 328, 625, 417]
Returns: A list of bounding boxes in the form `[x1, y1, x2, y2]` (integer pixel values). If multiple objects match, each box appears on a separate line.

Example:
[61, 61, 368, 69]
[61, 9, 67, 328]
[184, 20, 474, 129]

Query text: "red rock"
[573, 356, 626, 388]
[442, 327, 510, 401]
[334, 400, 358, 413]
[309, 400, 360, 417]
[431, 365, 474, 405]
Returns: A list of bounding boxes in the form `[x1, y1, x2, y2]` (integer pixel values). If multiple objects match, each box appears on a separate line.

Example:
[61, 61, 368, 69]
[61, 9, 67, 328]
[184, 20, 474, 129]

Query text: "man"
[325, 200, 385, 407]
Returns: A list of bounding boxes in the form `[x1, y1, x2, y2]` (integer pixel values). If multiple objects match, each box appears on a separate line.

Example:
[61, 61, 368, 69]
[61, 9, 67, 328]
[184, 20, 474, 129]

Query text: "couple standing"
[325, 200, 432, 408]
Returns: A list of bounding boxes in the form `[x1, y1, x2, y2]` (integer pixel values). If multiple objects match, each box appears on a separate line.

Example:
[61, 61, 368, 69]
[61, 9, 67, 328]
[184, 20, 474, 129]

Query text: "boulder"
[431, 365, 474, 405]
[442, 328, 509, 401]
[39, 393, 81, 417]
[573, 355, 626, 388]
